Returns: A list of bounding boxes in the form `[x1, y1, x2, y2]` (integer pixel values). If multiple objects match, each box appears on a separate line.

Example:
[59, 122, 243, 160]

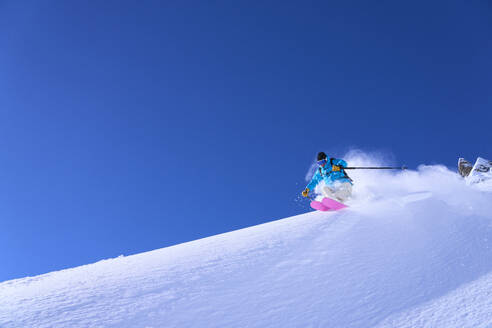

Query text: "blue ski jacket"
[306, 158, 352, 190]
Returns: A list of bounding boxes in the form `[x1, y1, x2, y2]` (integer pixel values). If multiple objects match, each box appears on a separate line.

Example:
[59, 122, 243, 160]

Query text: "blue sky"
[1, 1, 490, 281]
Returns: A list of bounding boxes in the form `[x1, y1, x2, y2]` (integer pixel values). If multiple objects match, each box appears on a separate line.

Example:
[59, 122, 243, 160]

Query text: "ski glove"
[301, 188, 309, 197]
[332, 165, 342, 172]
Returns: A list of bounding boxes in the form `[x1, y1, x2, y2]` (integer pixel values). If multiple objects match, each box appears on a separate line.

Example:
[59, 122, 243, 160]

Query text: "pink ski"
[310, 200, 330, 211]
[321, 197, 348, 211]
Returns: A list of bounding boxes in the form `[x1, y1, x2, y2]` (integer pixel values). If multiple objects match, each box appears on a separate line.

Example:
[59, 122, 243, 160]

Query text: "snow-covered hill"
[1, 164, 491, 328]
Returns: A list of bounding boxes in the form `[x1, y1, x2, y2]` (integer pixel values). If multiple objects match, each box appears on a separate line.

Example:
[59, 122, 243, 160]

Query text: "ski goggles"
[317, 159, 327, 166]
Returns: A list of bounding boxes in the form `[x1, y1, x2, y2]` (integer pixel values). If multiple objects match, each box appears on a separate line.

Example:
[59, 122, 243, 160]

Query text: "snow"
[1, 161, 492, 328]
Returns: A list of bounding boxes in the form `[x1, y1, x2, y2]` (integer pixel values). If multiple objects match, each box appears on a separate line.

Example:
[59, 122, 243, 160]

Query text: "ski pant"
[322, 182, 352, 202]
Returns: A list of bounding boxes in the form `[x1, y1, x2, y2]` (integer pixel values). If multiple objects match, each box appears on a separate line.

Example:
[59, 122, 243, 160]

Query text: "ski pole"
[343, 166, 407, 170]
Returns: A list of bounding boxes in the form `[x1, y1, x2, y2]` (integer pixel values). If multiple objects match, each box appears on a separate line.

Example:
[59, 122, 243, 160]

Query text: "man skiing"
[302, 152, 353, 202]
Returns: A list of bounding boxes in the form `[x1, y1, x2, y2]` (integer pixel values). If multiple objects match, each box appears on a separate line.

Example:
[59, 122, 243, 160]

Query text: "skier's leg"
[334, 182, 352, 202]
[322, 186, 336, 199]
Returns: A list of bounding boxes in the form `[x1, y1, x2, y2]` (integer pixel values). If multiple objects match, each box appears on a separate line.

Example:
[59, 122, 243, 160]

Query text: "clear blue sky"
[1, 1, 490, 281]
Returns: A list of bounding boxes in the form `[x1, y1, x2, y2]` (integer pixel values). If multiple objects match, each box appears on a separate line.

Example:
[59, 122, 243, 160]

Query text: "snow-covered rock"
[466, 157, 492, 186]
[458, 157, 473, 177]
[1, 165, 491, 328]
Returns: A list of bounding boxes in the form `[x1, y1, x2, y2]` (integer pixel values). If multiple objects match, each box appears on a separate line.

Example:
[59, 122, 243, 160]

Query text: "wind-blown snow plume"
[306, 149, 485, 206]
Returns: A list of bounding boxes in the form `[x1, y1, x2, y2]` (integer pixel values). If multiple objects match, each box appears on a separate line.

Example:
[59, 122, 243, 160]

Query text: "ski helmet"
[317, 152, 327, 161]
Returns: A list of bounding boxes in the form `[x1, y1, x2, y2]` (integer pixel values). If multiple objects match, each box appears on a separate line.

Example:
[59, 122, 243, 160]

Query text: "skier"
[301, 152, 353, 202]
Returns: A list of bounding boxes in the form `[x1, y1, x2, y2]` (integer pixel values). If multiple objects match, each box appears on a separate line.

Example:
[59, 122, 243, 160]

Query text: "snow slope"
[1, 164, 491, 328]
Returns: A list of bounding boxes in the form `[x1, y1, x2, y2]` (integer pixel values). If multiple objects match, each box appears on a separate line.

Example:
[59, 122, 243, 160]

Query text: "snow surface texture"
[1, 155, 492, 328]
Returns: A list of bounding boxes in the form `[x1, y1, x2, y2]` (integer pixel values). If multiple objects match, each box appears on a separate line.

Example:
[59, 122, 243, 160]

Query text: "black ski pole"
[343, 166, 407, 170]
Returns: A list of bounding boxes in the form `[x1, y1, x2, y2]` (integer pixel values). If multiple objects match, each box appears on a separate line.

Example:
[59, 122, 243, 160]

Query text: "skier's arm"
[306, 171, 321, 190]
[332, 158, 348, 168]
